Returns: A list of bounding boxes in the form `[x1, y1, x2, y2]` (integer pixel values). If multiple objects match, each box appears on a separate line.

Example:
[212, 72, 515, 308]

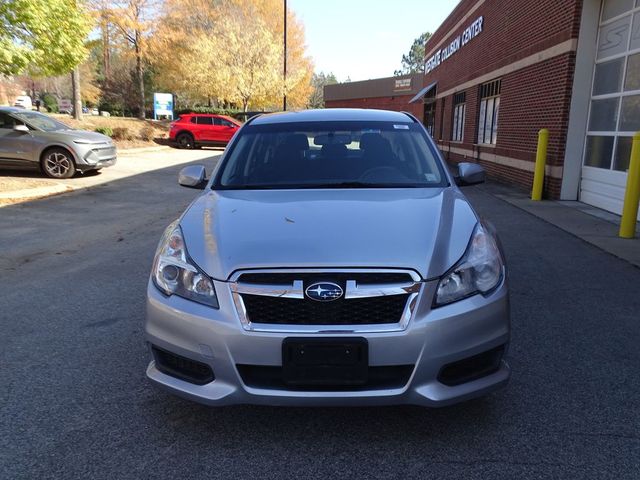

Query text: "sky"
[288, 0, 460, 82]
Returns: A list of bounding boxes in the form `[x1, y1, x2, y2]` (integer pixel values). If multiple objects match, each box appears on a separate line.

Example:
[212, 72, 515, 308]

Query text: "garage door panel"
[581, 165, 628, 186]
[579, 190, 640, 221]
[579, 191, 624, 215]
[580, 178, 626, 200]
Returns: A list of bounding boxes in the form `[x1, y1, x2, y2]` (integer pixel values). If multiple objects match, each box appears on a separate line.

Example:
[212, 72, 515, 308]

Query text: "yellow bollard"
[619, 132, 640, 239]
[531, 129, 549, 201]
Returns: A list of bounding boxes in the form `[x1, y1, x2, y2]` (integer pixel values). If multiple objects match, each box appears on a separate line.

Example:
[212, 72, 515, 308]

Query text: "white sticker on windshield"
[425, 173, 438, 182]
[393, 124, 409, 130]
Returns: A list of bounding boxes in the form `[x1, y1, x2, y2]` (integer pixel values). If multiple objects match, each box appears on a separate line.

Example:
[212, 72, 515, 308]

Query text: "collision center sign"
[425, 16, 484, 73]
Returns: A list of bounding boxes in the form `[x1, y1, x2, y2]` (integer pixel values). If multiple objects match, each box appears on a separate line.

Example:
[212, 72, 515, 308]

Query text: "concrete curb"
[0, 183, 73, 200]
[118, 145, 172, 155]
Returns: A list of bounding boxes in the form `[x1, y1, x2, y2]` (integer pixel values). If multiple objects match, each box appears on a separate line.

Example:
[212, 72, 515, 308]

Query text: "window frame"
[212, 120, 450, 190]
[451, 92, 466, 142]
[196, 116, 214, 126]
[477, 80, 501, 145]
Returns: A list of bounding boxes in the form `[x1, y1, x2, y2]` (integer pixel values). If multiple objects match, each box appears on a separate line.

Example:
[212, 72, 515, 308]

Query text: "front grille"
[241, 293, 409, 325]
[92, 146, 117, 160]
[237, 364, 414, 391]
[237, 272, 414, 285]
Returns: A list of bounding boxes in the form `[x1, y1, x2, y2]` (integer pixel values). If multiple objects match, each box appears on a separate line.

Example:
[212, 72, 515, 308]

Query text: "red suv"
[169, 114, 241, 149]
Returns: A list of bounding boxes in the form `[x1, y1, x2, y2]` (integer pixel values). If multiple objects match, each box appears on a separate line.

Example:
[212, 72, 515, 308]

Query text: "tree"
[308, 72, 337, 109]
[150, 0, 229, 108]
[0, 0, 91, 76]
[106, 0, 157, 119]
[150, 0, 314, 111]
[394, 32, 432, 76]
[242, 0, 314, 109]
[217, 4, 281, 111]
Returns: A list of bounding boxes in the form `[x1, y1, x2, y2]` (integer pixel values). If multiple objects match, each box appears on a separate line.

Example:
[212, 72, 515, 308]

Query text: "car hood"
[44, 129, 113, 144]
[180, 188, 479, 281]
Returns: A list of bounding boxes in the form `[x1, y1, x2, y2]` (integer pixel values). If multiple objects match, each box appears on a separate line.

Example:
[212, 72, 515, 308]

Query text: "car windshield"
[12, 112, 73, 132]
[215, 121, 447, 189]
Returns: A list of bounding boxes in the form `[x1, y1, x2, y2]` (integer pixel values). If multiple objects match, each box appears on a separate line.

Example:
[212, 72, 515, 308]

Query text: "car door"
[0, 112, 36, 168]
[187, 116, 204, 142]
[213, 117, 238, 142]
[196, 116, 216, 142]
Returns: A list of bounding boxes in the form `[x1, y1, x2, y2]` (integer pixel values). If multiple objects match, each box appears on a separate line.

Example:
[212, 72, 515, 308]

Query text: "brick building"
[324, 73, 424, 120]
[325, 0, 640, 219]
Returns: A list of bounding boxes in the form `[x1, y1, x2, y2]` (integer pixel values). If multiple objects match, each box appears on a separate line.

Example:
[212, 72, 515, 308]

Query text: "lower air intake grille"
[241, 294, 409, 325]
[152, 346, 214, 385]
[237, 364, 414, 391]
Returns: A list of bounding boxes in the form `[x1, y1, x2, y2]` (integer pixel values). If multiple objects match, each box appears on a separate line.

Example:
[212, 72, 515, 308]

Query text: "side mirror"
[13, 125, 29, 134]
[178, 165, 207, 189]
[456, 162, 486, 186]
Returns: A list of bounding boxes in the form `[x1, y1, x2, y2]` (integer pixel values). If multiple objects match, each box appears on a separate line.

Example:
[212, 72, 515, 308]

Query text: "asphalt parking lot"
[1, 153, 639, 479]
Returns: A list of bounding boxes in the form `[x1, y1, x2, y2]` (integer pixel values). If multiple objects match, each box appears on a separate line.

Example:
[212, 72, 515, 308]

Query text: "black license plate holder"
[282, 337, 368, 386]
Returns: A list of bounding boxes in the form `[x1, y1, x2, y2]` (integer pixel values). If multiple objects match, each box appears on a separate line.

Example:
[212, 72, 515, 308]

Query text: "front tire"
[41, 148, 76, 179]
[176, 132, 195, 149]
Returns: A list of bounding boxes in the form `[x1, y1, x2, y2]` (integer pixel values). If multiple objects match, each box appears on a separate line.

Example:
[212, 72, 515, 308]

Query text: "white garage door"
[581, 0, 640, 220]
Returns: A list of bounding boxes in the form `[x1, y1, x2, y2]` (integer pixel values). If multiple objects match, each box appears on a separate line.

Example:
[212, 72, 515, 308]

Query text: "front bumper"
[144, 277, 510, 407]
[76, 157, 117, 172]
[74, 144, 117, 171]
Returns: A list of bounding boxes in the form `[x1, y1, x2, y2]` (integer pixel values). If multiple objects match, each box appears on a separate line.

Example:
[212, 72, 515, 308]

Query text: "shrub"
[139, 124, 155, 142]
[41, 93, 58, 113]
[112, 127, 133, 141]
[94, 126, 113, 137]
[98, 99, 123, 117]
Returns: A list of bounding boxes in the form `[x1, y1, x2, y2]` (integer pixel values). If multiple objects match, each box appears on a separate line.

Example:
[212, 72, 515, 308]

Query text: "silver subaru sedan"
[145, 109, 510, 407]
[0, 107, 116, 178]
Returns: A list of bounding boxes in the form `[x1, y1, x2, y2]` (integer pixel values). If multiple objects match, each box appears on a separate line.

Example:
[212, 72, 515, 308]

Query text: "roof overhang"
[409, 82, 437, 104]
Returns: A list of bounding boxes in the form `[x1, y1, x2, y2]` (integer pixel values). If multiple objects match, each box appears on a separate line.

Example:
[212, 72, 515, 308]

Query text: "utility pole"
[283, 0, 287, 111]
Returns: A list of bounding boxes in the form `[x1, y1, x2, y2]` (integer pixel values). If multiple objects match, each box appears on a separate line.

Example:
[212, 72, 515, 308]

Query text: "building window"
[422, 85, 437, 136]
[452, 92, 466, 142]
[477, 79, 501, 145]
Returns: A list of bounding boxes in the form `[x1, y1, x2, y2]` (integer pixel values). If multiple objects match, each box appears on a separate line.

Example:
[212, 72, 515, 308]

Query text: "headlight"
[152, 222, 219, 308]
[434, 223, 503, 307]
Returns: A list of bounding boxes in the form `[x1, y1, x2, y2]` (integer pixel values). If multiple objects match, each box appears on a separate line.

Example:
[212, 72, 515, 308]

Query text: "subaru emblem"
[305, 282, 343, 302]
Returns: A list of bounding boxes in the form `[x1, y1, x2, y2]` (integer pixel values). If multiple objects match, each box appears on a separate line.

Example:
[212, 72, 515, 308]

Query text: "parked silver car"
[0, 107, 116, 178]
[145, 109, 510, 407]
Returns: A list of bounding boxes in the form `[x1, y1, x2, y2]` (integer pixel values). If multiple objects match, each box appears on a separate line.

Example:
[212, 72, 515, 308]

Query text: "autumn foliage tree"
[0, 0, 91, 77]
[4, 0, 315, 117]
[151, 0, 313, 111]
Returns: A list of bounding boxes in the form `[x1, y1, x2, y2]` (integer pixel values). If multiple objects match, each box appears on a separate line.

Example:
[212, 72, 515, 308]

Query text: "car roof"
[0, 106, 26, 113]
[250, 108, 416, 125]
